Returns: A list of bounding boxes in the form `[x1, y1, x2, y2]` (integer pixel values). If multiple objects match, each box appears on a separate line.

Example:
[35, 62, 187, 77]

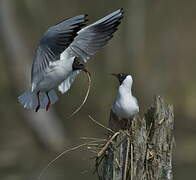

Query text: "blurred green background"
[0, 0, 196, 179]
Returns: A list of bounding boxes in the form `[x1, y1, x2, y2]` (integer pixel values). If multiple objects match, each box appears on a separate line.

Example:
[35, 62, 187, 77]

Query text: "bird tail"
[18, 89, 58, 110]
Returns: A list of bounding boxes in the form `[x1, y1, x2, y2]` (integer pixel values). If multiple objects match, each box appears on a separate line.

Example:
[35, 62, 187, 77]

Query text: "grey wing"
[68, 9, 124, 62]
[31, 14, 88, 83]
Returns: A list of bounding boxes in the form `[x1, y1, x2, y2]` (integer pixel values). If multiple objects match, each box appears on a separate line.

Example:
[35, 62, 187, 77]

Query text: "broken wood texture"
[98, 96, 174, 180]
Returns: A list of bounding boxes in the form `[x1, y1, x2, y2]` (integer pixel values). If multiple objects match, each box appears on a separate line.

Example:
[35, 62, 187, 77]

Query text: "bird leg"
[46, 92, 51, 111]
[35, 91, 40, 112]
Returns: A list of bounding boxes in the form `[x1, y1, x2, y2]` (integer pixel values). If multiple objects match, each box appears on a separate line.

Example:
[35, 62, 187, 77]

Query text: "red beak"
[83, 68, 91, 77]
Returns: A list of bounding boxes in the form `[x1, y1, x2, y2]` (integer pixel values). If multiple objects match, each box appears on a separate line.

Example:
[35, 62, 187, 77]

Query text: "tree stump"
[98, 96, 174, 180]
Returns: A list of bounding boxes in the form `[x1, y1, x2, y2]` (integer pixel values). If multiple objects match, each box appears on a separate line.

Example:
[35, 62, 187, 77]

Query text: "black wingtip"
[84, 15, 89, 22]
[119, 8, 124, 17]
[112, 8, 124, 20]
[116, 8, 124, 15]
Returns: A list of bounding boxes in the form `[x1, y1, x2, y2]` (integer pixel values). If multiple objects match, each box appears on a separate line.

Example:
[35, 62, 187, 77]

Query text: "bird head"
[72, 57, 91, 76]
[72, 57, 86, 71]
[111, 73, 132, 85]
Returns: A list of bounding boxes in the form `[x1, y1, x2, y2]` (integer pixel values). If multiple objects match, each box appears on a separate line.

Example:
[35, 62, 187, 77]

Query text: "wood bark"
[100, 96, 174, 180]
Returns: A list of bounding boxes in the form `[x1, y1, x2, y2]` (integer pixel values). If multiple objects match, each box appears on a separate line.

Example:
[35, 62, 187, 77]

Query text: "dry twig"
[38, 139, 102, 180]
[88, 114, 115, 134]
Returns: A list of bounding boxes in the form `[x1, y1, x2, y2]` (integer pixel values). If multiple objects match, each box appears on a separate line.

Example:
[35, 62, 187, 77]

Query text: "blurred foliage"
[0, 0, 196, 179]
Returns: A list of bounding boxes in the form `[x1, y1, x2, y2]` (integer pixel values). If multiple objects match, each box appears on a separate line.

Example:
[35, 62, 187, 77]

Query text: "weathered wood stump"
[98, 96, 174, 180]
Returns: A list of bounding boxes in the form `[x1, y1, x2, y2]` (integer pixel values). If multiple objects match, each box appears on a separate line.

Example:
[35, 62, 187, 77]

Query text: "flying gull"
[18, 9, 124, 112]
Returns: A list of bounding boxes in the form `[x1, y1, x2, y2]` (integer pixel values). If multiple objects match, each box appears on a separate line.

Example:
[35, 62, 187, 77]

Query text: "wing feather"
[31, 15, 88, 82]
[68, 9, 124, 62]
[58, 9, 124, 93]
[58, 70, 80, 94]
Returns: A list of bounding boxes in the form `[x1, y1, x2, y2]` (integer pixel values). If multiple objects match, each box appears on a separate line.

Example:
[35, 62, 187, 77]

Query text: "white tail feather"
[18, 89, 58, 110]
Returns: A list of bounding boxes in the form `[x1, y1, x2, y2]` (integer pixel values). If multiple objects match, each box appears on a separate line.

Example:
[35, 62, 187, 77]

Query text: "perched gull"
[18, 9, 124, 112]
[109, 73, 139, 130]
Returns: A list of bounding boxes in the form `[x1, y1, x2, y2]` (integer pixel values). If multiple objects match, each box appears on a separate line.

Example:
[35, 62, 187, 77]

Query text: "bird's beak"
[83, 68, 91, 77]
[111, 73, 118, 78]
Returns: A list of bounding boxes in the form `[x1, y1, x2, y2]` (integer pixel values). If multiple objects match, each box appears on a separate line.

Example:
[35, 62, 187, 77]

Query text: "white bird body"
[112, 75, 139, 119]
[32, 51, 75, 92]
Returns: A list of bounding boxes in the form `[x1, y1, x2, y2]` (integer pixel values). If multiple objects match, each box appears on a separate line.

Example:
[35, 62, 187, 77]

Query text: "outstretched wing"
[31, 14, 88, 83]
[59, 9, 124, 94]
[67, 8, 124, 62]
